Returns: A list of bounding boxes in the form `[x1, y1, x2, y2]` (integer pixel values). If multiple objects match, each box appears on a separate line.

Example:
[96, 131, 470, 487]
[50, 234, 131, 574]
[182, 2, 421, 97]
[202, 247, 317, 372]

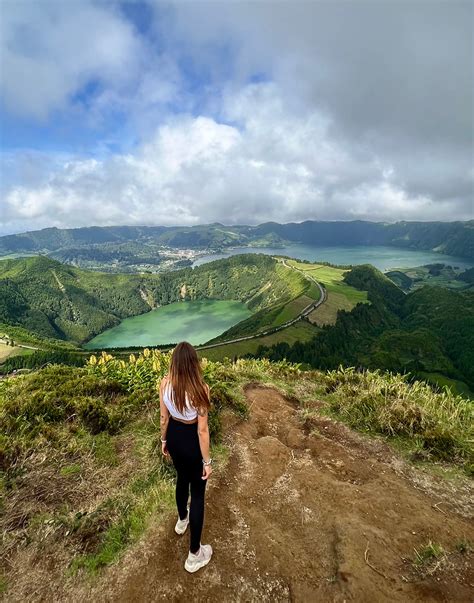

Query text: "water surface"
[193, 245, 473, 272]
[85, 299, 251, 349]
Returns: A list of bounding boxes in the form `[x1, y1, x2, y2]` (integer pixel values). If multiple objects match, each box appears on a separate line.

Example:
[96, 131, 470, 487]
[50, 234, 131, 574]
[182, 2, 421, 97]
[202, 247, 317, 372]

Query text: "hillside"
[0, 254, 310, 345]
[255, 265, 474, 397]
[2, 254, 473, 398]
[1, 219, 473, 260]
[386, 263, 474, 293]
[1, 353, 472, 601]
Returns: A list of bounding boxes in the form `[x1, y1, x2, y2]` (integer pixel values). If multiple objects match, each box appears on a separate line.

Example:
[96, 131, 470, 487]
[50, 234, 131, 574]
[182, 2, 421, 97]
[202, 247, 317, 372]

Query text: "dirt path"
[79, 386, 473, 603]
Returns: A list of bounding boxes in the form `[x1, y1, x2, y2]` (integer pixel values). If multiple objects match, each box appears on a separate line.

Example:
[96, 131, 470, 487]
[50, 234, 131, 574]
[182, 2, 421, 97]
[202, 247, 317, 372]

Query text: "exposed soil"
[12, 386, 474, 602]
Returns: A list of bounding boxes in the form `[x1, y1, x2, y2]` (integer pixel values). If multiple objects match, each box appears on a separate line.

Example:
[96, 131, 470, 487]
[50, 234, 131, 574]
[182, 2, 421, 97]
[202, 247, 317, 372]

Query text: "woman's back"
[162, 376, 198, 421]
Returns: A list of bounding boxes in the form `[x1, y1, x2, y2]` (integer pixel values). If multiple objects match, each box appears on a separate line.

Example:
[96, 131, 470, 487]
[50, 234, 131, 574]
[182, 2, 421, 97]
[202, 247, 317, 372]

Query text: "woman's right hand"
[202, 463, 213, 480]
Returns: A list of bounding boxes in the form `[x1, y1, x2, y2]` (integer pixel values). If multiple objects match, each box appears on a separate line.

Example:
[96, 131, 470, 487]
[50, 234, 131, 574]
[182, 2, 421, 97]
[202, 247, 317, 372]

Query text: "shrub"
[322, 367, 473, 467]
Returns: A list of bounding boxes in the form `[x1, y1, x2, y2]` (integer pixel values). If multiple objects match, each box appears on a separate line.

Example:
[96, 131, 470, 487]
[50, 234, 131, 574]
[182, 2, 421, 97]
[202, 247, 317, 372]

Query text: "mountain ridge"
[1, 219, 473, 259]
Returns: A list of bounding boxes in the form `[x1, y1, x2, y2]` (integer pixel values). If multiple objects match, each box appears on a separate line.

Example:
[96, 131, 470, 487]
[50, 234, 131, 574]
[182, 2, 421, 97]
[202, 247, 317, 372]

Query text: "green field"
[199, 321, 320, 361]
[386, 264, 473, 293]
[287, 260, 368, 325]
[418, 371, 473, 398]
[0, 342, 32, 363]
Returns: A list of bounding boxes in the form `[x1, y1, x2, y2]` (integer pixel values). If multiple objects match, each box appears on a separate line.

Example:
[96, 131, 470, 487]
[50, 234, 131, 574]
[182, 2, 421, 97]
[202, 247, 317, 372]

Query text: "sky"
[0, 0, 472, 235]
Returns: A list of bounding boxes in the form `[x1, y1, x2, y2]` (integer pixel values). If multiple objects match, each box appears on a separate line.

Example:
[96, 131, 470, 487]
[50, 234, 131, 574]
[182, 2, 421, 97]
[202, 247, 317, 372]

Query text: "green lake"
[84, 299, 251, 349]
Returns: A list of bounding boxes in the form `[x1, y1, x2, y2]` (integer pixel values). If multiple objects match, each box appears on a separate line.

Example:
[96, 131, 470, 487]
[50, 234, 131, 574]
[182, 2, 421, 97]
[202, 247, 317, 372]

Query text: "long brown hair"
[168, 342, 210, 414]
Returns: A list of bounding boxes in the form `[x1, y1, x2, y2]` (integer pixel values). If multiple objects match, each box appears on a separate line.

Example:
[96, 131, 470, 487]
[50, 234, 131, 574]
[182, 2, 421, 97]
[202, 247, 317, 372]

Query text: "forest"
[0, 254, 308, 345]
[253, 265, 474, 396]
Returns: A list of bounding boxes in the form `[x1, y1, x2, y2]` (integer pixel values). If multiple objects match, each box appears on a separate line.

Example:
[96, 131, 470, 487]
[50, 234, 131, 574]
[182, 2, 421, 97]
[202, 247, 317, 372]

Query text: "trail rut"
[79, 386, 473, 602]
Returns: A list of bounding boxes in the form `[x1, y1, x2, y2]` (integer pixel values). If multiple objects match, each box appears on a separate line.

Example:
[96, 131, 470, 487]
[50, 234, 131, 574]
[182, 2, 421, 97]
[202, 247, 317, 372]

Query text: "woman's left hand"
[202, 464, 212, 480]
[161, 441, 169, 457]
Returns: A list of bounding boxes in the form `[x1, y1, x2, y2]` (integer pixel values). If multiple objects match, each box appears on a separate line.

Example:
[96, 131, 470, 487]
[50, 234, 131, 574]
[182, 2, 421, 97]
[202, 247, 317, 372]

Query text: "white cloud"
[0, 2, 472, 235]
[0, 1, 147, 120]
[3, 81, 470, 235]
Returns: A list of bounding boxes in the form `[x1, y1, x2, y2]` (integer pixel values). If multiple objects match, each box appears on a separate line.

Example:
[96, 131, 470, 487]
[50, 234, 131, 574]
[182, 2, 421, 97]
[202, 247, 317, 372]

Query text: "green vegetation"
[1, 349, 472, 594]
[287, 259, 368, 326]
[207, 260, 318, 342]
[288, 260, 368, 304]
[386, 263, 474, 292]
[0, 254, 308, 346]
[0, 342, 30, 363]
[320, 367, 473, 470]
[0, 350, 300, 587]
[0, 349, 86, 375]
[455, 539, 473, 554]
[1, 219, 473, 259]
[413, 541, 445, 568]
[254, 264, 474, 397]
[200, 321, 320, 361]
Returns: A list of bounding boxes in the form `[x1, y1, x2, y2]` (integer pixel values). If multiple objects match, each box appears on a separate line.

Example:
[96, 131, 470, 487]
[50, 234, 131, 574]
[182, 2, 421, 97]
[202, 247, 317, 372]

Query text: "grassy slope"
[202, 261, 368, 359]
[0, 254, 308, 347]
[0, 342, 30, 362]
[287, 260, 369, 326]
[200, 321, 321, 361]
[1, 353, 472, 596]
[255, 265, 474, 398]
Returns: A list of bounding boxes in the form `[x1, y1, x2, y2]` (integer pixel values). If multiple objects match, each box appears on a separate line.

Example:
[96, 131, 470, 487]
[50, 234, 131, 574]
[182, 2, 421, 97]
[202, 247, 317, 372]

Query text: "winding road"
[196, 259, 327, 350]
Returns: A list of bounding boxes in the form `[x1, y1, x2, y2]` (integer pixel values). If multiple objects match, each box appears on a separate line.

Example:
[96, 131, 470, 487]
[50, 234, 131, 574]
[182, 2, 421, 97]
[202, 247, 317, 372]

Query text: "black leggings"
[166, 417, 207, 554]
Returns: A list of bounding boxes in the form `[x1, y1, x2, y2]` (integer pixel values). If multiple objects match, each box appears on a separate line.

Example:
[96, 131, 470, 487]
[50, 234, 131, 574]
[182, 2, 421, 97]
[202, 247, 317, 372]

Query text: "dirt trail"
[81, 386, 473, 603]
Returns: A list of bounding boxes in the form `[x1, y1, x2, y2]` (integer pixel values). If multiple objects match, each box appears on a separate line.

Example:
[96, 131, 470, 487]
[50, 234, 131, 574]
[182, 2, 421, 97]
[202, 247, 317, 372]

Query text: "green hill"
[1, 219, 473, 259]
[0, 254, 310, 345]
[386, 263, 474, 292]
[254, 265, 474, 396]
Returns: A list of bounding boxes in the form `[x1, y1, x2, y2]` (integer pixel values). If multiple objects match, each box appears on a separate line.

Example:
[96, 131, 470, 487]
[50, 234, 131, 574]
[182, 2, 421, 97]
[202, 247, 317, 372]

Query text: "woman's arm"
[159, 376, 170, 457]
[197, 384, 212, 480]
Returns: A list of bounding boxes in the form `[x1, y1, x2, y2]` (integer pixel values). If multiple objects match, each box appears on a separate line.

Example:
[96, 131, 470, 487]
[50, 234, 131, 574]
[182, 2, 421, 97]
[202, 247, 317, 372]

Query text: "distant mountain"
[1, 219, 473, 259]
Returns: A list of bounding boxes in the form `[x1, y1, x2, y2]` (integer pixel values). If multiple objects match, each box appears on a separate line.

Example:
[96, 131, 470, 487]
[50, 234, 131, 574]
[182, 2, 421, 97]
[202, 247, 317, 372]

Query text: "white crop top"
[162, 381, 198, 421]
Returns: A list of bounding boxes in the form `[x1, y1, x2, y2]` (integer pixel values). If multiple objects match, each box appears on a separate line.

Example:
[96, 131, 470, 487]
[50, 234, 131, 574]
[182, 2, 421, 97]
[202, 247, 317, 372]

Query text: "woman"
[159, 341, 213, 573]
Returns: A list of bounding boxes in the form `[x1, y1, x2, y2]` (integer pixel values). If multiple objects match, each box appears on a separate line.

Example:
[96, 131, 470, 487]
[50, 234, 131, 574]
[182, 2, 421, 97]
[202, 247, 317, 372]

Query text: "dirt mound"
[60, 387, 474, 602]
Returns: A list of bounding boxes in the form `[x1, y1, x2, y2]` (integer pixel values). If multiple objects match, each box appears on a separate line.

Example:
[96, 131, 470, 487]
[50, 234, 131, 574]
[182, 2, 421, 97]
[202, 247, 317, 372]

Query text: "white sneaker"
[184, 544, 213, 573]
[175, 512, 189, 535]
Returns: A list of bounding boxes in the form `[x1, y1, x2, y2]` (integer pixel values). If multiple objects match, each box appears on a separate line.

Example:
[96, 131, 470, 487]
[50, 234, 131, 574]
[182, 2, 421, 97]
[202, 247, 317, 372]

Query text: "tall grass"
[1, 350, 471, 593]
[322, 367, 473, 470]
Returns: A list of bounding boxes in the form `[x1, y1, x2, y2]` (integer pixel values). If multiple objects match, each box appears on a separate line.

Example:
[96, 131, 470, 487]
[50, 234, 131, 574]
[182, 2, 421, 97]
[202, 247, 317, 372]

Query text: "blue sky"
[0, 1, 472, 235]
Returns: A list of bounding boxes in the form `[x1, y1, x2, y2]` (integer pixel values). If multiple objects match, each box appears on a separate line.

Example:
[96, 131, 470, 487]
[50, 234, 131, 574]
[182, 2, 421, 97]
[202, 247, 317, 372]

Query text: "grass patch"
[455, 539, 473, 554]
[0, 342, 30, 363]
[200, 321, 320, 361]
[418, 371, 473, 399]
[69, 465, 174, 575]
[308, 290, 357, 326]
[287, 260, 368, 305]
[321, 367, 473, 472]
[413, 541, 444, 567]
[60, 464, 82, 477]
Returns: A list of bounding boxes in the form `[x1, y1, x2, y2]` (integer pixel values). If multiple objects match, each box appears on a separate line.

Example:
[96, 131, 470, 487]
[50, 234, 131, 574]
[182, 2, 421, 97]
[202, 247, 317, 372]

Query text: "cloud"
[0, 1, 146, 120]
[166, 1, 473, 207]
[0, 1, 472, 234]
[3, 81, 470, 235]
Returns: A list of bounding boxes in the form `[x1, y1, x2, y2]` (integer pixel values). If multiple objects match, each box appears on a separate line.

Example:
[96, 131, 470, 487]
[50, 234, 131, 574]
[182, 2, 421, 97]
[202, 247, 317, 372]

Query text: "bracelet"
[161, 438, 167, 443]
[202, 458, 213, 466]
